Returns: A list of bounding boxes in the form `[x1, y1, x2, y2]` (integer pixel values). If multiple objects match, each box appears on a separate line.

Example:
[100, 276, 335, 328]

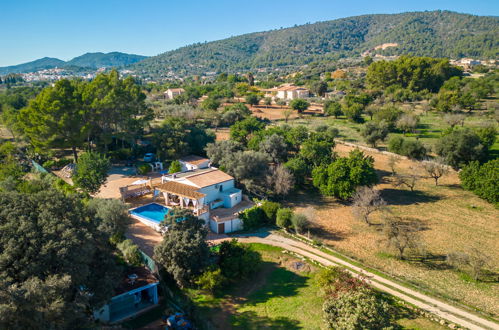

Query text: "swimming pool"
[129, 203, 171, 224]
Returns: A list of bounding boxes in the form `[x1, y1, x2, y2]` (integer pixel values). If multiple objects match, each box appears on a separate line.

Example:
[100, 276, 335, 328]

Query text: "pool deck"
[126, 219, 162, 257]
[126, 217, 229, 257]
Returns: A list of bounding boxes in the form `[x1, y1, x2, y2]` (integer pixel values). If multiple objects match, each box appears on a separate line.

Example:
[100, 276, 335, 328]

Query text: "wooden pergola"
[153, 181, 208, 215]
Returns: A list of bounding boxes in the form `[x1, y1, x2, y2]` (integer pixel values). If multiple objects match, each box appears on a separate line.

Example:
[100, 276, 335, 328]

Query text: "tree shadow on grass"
[285, 187, 340, 209]
[231, 310, 302, 329]
[380, 188, 442, 206]
[405, 254, 453, 271]
[307, 223, 348, 242]
[376, 169, 394, 182]
[377, 291, 418, 330]
[240, 262, 309, 306]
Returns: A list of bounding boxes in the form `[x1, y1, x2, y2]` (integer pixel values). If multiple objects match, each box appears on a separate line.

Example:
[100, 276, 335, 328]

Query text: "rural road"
[231, 232, 499, 330]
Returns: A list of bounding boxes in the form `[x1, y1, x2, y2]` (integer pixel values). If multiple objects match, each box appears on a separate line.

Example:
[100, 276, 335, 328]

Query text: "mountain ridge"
[0, 52, 147, 75]
[131, 10, 498, 79]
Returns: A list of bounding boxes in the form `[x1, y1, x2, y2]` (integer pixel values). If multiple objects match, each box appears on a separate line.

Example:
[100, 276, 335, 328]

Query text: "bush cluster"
[459, 159, 498, 205]
[388, 136, 427, 160]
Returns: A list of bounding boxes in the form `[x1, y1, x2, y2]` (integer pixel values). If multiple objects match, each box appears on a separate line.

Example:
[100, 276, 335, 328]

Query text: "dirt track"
[233, 232, 499, 330]
[126, 217, 498, 329]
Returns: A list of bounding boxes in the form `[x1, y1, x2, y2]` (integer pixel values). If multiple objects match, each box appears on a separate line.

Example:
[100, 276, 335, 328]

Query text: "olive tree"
[289, 98, 310, 113]
[361, 120, 389, 147]
[265, 164, 294, 198]
[422, 158, 449, 186]
[154, 211, 209, 287]
[383, 216, 423, 260]
[447, 248, 491, 281]
[351, 186, 386, 225]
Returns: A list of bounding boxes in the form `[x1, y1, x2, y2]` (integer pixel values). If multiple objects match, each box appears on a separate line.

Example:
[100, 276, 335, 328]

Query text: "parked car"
[143, 153, 155, 162]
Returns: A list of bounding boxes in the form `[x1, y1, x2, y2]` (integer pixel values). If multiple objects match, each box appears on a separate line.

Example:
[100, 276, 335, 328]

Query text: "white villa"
[164, 88, 185, 99]
[125, 155, 252, 234]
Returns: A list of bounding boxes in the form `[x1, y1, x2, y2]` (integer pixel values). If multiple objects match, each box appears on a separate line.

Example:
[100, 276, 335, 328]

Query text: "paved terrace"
[126, 218, 228, 257]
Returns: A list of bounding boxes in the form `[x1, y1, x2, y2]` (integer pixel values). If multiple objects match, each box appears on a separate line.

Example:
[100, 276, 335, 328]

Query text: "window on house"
[219, 185, 223, 192]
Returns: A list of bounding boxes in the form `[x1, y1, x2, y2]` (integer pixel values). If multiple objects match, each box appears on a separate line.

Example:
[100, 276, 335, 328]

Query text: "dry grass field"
[288, 143, 499, 316]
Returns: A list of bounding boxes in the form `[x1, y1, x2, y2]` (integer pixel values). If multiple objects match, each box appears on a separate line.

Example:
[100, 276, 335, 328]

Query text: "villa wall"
[209, 217, 243, 234]
[198, 180, 235, 204]
[180, 160, 210, 172]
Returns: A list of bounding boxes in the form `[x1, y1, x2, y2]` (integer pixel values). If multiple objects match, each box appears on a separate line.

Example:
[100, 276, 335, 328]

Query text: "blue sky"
[0, 0, 497, 66]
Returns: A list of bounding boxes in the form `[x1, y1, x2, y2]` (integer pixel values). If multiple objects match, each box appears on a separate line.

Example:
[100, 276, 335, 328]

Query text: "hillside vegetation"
[132, 11, 499, 78]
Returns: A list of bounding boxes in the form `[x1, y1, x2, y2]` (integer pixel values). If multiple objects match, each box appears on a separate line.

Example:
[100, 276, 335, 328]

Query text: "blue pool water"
[130, 203, 171, 223]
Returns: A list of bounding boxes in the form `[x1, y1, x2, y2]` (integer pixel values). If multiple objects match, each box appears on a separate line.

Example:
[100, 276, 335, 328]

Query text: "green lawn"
[185, 243, 446, 330]
[231, 262, 324, 329]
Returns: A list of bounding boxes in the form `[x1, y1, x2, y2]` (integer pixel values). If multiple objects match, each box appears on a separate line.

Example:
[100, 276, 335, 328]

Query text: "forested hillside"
[66, 52, 147, 68]
[131, 11, 498, 78]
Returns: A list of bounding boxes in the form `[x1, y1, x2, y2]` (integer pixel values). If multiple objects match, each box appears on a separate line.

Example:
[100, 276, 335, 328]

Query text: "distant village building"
[164, 88, 185, 99]
[325, 90, 346, 99]
[460, 58, 481, 66]
[265, 84, 309, 100]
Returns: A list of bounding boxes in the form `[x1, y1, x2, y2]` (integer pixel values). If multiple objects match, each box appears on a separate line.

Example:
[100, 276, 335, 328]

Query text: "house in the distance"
[265, 84, 309, 100]
[164, 88, 185, 99]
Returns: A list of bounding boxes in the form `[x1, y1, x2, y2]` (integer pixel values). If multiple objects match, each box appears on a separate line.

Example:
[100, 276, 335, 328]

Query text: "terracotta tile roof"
[184, 169, 234, 188]
[155, 181, 206, 199]
[265, 85, 309, 92]
[165, 88, 185, 94]
[180, 155, 210, 166]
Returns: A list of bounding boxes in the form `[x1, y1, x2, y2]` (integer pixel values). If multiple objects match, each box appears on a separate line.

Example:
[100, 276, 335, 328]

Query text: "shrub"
[42, 158, 72, 170]
[312, 149, 378, 199]
[137, 163, 151, 175]
[169, 160, 182, 173]
[387, 136, 404, 154]
[276, 208, 294, 229]
[401, 140, 427, 160]
[435, 128, 486, 169]
[291, 213, 309, 234]
[87, 198, 130, 240]
[388, 136, 427, 160]
[240, 206, 266, 230]
[195, 266, 225, 293]
[323, 287, 392, 330]
[218, 239, 261, 279]
[361, 120, 389, 147]
[459, 159, 498, 205]
[117, 239, 142, 266]
[289, 98, 310, 113]
[260, 201, 281, 224]
[317, 267, 367, 296]
[108, 148, 132, 161]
